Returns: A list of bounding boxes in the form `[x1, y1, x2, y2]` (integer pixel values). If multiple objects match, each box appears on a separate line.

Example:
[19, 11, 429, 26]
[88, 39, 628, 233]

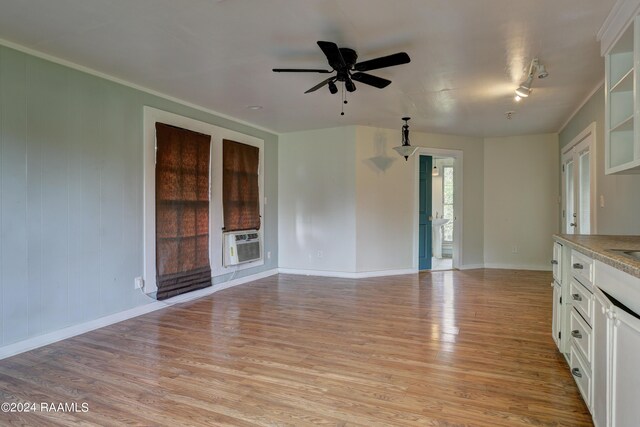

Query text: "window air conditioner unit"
[223, 230, 262, 267]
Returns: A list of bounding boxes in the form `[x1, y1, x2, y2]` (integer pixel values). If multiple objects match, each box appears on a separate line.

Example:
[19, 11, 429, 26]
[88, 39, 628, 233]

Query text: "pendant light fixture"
[393, 117, 419, 161]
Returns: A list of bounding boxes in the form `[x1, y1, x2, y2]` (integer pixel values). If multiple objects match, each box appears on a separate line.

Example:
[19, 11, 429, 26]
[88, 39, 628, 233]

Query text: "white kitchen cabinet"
[593, 286, 612, 427]
[552, 241, 563, 283]
[602, 7, 640, 173]
[554, 236, 640, 426]
[610, 307, 640, 427]
[553, 281, 562, 350]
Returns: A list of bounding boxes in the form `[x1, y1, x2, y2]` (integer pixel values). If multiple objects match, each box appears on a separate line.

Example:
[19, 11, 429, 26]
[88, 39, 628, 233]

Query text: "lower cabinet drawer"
[570, 345, 592, 410]
[570, 308, 593, 365]
[570, 278, 594, 326]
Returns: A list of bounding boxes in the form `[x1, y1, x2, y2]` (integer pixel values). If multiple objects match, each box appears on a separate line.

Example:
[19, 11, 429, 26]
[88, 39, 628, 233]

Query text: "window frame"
[143, 107, 264, 294]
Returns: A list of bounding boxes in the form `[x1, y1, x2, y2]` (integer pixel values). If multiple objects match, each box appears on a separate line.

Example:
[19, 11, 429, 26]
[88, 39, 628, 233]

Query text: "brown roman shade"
[223, 139, 260, 232]
[155, 122, 212, 300]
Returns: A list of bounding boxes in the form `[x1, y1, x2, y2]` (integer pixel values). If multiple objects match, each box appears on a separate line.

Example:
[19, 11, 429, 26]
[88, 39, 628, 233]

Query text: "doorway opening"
[414, 148, 463, 271]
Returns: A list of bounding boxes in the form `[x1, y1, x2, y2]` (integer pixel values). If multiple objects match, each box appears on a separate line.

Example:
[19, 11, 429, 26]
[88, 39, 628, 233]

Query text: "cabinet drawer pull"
[551, 260, 558, 265]
[571, 368, 582, 378]
[573, 263, 584, 269]
[571, 330, 582, 339]
[572, 293, 582, 302]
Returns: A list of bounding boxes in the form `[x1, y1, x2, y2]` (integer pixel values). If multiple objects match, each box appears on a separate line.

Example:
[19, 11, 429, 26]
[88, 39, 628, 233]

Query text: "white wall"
[279, 125, 485, 274]
[354, 126, 415, 272]
[484, 134, 559, 269]
[278, 127, 357, 272]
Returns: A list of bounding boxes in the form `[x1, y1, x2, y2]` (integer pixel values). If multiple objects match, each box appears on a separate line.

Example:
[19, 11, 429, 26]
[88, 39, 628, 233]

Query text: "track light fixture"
[514, 58, 548, 101]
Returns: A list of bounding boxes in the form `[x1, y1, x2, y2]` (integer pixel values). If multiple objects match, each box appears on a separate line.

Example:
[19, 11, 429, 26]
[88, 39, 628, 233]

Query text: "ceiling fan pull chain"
[341, 82, 345, 116]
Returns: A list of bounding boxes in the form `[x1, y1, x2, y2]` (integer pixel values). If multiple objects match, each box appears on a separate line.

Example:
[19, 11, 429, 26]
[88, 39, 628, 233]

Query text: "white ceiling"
[0, 0, 615, 136]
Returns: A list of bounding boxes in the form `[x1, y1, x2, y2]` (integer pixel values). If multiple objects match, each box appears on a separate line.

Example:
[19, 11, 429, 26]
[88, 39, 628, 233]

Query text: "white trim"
[412, 148, 464, 270]
[598, 0, 640, 56]
[483, 263, 552, 271]
[459, 264, 485, 270]
[0, 268, 278, 360]
[143, 107, 265, 294]
[0, 38, 278, 136]
[558, 80, 604, 134]
[278, 268, 417, 279]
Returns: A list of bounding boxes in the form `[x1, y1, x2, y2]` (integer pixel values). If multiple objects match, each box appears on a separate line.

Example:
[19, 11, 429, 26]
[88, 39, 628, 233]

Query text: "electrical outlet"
[134, 277, 144, 290]
[267, 251, 271, 259]
[317, 250, 323, 258]
[600, 195, 605, 208]
[511, 246, 519, 254]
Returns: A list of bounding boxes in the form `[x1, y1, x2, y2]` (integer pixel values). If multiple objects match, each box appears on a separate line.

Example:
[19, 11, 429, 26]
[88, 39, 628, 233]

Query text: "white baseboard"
[0, 268, 278, 360]
[459, 263, 485, 270]
[278, 268, 417, 279]
[483, 263, 552, 272]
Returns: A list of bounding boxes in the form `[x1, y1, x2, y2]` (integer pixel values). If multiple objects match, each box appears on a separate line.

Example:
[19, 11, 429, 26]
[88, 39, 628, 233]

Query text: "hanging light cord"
[341, 82, 345, 116]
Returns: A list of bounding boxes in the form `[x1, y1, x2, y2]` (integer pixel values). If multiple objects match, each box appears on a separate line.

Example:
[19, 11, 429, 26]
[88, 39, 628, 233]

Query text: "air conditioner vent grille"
[224, 230, 262, 266]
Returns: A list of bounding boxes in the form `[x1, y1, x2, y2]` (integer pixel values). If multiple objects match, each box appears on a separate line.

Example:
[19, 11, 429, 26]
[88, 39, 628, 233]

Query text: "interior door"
[419, 156, 433, 270]
[561, 126, 594, 234]
[562, 156, 577, 234]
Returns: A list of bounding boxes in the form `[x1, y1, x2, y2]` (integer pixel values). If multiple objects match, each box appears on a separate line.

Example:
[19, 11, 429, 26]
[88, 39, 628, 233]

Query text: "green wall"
[0, 44, 278, 347]
[559, 84, 640, 234]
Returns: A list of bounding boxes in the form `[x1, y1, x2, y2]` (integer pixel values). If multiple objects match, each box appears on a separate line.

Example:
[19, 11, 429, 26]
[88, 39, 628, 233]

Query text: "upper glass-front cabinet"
[603, 8, 640, 174]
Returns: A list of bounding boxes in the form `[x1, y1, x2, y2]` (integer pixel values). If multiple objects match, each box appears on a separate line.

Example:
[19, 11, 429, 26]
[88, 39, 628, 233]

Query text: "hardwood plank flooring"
[0, 270, 591, 426]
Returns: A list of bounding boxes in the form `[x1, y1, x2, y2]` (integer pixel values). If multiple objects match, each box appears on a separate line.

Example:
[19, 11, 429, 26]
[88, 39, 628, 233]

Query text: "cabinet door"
[611, 309, 640, 427]
[553, 242, 563, 283]
[553, 282, 562, 349]
[593, 287, 611, 427]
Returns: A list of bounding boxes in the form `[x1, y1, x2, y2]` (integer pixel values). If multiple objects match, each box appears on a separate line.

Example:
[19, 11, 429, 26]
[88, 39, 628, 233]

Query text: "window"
[442, 166, 454, 242]
[223, 139, 261, 232]
[154, 123, 212, 300]
[143, 108, 264, 296]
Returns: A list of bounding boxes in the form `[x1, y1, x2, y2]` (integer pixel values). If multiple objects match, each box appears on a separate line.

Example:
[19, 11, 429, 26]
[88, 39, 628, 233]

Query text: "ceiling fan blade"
[273, 68, 332, 73]
[317, 41, 346, 69]
[304, 76, 336, 94]
[354, 52, 411, 72]
[351, 72, 391, 89]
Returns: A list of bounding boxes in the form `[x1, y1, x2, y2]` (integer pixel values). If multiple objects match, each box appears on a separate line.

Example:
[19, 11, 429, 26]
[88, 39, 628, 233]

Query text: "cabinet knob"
[571, 330, 583, 339]
[551, 260, 558, 265]
[573, 263, 584, 270]
[571, 368, 582, 378]
[572, 293, 582, 302]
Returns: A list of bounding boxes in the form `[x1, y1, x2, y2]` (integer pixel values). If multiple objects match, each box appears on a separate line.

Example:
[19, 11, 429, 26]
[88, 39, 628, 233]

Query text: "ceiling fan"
[273, 41, 411, 94]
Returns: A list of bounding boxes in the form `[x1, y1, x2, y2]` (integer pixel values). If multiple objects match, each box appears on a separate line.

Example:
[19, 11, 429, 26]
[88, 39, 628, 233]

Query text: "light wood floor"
[0, 270, 591, 426]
